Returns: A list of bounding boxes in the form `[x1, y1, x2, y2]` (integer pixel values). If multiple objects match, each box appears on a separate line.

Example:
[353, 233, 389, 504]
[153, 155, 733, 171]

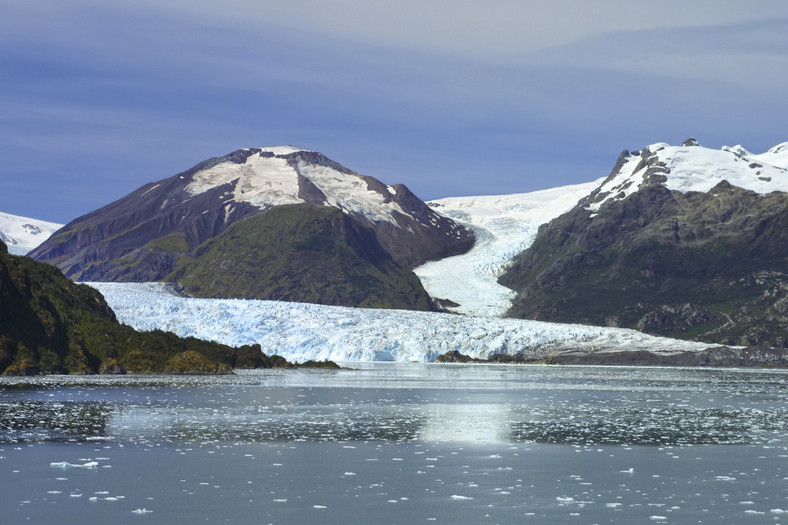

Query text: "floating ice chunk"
[132, 508, 153, 514]
[451, 495, 473, 500]
[50, 461, 98, 469]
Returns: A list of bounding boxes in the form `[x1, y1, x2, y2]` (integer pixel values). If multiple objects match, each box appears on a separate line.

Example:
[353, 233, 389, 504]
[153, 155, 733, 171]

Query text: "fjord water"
[1, 364, 786, 524]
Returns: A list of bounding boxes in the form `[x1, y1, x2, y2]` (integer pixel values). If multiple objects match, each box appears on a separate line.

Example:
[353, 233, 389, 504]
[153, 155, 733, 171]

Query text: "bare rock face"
[30, 147, 473, 309]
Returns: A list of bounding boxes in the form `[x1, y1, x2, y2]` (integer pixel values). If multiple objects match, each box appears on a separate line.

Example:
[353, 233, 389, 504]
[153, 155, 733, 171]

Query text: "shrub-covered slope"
[0, 241, 281, 375]
[168, 204, 434, 310]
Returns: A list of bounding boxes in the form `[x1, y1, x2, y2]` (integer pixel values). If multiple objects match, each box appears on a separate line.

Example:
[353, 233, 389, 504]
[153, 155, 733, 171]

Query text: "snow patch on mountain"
[752, 141, 788, 168]
[89, 282, 711, 363]
[183, 146, 412, 226]
[415, 181, 600, 317]
[295, 160, 414, 223]
[588, 141, 788, 213]
[0, 211, 62, 255]
[187, 154, 303, 208]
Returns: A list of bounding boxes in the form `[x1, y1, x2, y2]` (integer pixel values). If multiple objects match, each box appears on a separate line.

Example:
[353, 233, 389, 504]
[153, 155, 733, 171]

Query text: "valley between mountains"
[2, 138, 788, 370]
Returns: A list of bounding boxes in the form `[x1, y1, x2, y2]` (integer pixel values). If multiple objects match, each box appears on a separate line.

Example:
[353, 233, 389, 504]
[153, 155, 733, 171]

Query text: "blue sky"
[3, 0, 788, 223]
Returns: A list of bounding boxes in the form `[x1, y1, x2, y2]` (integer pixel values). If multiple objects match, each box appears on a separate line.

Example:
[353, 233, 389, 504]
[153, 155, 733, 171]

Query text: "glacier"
[89, 282, 710, 363]
[415, 181, 601, 317]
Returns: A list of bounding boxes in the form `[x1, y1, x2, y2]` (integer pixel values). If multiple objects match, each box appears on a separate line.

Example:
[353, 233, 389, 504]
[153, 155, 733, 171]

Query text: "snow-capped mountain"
[0, 211, 62, 255]
[29, 147, 474, 308]
[89, 282, 711, 363]
[502, 139, 788, 348]
[13, 138, 788, 360]
[414, 140, 786, 319]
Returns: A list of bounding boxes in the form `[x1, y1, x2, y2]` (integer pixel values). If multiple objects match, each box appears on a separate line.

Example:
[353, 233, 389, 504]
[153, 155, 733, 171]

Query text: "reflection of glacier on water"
[418, 404, 511, 444]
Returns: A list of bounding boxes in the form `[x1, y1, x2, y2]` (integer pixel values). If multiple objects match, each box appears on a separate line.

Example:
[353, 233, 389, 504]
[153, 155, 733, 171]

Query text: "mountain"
[29, 147, 474, 309]
[500, 139, 788, 348]
[0, 211, 62, 255]
[0, 240, 279, 375]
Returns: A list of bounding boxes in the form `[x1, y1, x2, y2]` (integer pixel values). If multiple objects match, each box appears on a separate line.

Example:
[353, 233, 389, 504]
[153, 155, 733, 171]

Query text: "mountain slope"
[169, 204, 433, 310]
[29, 147, 473, 280]
[501, 140, 788, 347]
[0, 212, 62, 255]
[29, 147, 473, 308]
[0, 240, 272, 375]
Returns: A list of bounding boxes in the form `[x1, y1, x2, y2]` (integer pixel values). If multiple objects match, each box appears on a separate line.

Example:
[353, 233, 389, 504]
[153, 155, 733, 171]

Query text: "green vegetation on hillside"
[0, 241, 326, 375]
[501, 183, 788, 347]
[169, 204, 434, 310]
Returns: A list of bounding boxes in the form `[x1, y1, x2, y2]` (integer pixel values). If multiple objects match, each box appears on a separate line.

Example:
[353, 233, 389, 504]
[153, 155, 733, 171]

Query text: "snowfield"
[184, 146, 414, 226]
[0, 211, 62, 255]
[588, 141, 788, 213]
[89, 282, 710, 363]
[415, 181, 600, 317]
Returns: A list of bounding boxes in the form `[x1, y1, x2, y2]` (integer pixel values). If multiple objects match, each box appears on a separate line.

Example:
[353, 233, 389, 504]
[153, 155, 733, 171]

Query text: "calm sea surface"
[1, 363, 786, 524]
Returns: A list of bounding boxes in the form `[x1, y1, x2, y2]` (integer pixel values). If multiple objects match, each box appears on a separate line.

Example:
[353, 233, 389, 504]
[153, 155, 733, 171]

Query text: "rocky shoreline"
[435, 346, 788, 368]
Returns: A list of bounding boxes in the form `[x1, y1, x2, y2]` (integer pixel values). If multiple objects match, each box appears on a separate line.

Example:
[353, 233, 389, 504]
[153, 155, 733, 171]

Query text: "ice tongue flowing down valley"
[415, 181, 600, 317]
[67, 141, 788, 361]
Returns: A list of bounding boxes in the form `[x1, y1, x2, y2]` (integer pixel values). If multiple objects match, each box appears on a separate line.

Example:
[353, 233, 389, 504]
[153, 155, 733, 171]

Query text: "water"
[1, 363, 786, 524]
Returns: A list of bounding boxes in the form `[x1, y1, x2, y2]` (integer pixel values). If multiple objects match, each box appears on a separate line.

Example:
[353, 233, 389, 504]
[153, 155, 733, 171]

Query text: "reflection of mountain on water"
[0, 401, 111, 443]
[109, 406, 425, 444]
[510, 406, 786, 446]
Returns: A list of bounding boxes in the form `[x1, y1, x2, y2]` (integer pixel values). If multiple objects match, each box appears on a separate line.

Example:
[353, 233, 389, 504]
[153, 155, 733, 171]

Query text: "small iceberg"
[50, 461, 99, 469]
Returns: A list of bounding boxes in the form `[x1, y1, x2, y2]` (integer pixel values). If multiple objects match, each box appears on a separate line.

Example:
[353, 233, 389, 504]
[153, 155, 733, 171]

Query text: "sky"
[2, 0, 788, 223]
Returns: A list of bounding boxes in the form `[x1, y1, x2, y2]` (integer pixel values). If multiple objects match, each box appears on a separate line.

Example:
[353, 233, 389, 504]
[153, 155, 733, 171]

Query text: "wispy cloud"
[2, 1, 788, 221]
